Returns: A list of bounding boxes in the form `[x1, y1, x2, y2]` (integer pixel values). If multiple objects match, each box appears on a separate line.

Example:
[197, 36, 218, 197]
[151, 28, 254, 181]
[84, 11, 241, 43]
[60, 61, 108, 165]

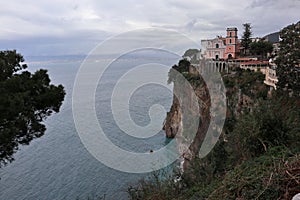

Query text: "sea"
[0, 50, 180, 200]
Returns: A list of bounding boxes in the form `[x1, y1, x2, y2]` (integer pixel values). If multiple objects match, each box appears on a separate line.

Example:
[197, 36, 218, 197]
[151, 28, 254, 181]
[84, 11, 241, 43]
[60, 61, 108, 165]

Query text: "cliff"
[163, 60, 266, 170]
[130, 59, 300, 200]
[163, 61, 214, 169]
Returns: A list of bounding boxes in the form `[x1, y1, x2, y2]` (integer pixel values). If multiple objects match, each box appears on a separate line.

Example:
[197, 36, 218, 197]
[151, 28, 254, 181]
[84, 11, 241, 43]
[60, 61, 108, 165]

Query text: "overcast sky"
[0, 0, 299, 56]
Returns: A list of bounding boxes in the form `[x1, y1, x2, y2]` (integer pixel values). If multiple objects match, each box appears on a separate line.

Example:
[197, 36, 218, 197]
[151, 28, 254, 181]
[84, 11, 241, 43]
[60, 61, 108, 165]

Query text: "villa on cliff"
[201, 28, 240, 60]
[200, 27, 281, 90]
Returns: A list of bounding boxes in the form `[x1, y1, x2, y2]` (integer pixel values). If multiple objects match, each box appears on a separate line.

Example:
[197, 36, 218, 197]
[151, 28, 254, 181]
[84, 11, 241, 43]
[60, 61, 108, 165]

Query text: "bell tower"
[225, 27, 238, 59]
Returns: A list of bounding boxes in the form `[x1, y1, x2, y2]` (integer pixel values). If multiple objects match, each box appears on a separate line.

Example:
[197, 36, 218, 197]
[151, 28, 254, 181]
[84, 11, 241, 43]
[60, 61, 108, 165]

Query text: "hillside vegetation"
[128, 21, 300, 200]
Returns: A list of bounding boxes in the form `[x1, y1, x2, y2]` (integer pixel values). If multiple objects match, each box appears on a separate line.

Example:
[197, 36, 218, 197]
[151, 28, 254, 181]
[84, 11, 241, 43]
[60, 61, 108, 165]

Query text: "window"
[230, 32, 232, 37]
[229, 39, 232, 44]
[216, 43, 219, 48]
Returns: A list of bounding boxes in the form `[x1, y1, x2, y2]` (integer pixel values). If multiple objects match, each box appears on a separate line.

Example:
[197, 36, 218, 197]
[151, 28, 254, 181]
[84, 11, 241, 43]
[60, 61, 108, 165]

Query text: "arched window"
[229, 39, 232, 44]
[216, 43, 219, 48]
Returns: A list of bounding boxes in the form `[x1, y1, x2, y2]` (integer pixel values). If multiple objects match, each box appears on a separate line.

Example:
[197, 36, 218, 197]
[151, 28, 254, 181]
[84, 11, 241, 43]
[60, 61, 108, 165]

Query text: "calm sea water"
[0, 51, 179, 200]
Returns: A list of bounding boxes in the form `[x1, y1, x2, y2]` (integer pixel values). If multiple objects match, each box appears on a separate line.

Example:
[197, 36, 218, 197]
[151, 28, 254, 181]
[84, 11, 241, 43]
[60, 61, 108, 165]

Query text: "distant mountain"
[24, 54, 87, 64]
[262, 32, 280, 43]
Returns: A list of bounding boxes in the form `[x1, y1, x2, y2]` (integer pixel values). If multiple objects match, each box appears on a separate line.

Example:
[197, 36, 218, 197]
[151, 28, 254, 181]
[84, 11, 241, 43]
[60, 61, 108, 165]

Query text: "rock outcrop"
[163, 64, 212, 170]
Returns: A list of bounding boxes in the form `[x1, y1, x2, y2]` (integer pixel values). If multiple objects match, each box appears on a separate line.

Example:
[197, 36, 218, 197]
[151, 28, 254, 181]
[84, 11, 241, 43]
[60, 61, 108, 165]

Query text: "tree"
[241, 23, 253, 55]
[168, 59, 191, 83]
[183, 49, 200, 58]
[183, 49, 200, 64]
[0, 50, 65, 166]
[250, 40, 273, 60]
[275, 21, 300, 97]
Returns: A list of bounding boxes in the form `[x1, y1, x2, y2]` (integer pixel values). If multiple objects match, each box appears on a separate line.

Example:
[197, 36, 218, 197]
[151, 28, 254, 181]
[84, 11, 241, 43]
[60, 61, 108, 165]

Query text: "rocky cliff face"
[163, 64, 212, 169]
[163, 63, 258, 170]
[163, 95, 182, 138]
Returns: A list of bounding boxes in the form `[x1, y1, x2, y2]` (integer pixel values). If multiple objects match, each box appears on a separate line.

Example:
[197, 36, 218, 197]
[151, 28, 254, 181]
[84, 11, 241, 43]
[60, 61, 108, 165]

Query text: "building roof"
[227, 27, 238, 31]
[241, 60, 269, 65]
[238, 58, 254, 60]
[234, 57, 257, 61]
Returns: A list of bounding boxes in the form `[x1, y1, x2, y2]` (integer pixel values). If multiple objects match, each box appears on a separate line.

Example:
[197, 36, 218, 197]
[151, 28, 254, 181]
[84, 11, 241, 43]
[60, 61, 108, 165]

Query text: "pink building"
[225, 27, 238, 59]
[201, 27, 239, 60]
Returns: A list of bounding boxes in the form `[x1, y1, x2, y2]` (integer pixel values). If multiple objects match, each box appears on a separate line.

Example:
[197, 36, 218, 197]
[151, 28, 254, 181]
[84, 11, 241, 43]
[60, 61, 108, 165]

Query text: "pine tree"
[241, 23, 253, 55]
[0, 50, 65, 166]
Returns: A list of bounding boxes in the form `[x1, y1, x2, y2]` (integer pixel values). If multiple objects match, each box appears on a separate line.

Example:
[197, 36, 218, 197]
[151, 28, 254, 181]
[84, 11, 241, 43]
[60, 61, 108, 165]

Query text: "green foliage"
[183, 49, 200, 64]
[168, 59, 190, 84]
[0, 50, 65, 166]
[177, 59, 190, 73]
[0, 50, 27, 81]
[241, 23, 253, 55]
[128, 169, 183, 200]
[229, 96, 299, 160]
[250, 40, 273, 60]
[183, 49, 200, 58]
[275, 21, 300, 97]
[129, 65, 300, 200]
[223, 69, 268, 99]
[209, 148, 300, 200]
[183, 140, 228, 186]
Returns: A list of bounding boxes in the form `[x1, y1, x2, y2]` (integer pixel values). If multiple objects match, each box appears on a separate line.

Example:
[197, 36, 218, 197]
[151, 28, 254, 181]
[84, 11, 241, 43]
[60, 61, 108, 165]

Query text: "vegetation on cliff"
[129, 63, 300, 199]
[128, 21, 300, 199]
[275, 21, 300, 97]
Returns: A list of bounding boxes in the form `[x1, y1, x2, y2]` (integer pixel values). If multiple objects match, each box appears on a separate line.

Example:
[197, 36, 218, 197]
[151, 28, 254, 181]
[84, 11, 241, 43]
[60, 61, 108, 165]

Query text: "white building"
[201, 36, 226, 60]
[264, 58, 278, 90]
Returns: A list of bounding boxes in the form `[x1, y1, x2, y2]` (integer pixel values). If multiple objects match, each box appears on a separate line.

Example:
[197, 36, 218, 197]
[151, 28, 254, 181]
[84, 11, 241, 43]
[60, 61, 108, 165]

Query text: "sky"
[0, 0, 299, 56]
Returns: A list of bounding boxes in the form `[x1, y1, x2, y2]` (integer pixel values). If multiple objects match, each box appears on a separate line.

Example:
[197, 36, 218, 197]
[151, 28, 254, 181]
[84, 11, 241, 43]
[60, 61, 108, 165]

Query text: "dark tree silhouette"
[0, 50, 65, 166]
[241, 23, 253, 55]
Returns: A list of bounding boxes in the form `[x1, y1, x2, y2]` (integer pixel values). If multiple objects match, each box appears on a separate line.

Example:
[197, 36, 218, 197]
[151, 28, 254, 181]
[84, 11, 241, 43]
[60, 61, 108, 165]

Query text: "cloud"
[0, 0, 299, 55]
